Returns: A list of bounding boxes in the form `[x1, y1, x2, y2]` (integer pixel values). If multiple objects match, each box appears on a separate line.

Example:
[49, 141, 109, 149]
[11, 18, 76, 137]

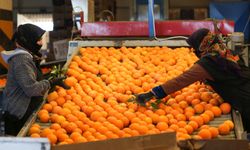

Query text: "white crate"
[0, 137, 50, 150]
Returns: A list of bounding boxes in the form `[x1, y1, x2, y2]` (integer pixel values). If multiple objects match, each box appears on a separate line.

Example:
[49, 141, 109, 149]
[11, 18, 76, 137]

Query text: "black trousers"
[4, 97, 43, 136]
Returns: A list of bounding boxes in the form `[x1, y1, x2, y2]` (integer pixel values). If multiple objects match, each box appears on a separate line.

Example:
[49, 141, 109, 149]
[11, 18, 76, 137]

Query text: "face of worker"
[36, 38, 43, 46]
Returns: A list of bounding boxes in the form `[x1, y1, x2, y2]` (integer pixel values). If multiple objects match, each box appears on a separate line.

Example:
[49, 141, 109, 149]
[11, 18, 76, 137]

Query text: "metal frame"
[66, 39, 188, 68]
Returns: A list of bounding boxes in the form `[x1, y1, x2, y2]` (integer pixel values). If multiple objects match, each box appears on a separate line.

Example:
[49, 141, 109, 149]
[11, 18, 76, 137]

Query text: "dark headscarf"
[12, 23, 45, 57]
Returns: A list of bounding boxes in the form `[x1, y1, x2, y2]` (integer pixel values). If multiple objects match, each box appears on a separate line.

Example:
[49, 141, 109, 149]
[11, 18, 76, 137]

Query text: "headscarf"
[198, 31, 239, 63]
[187, 28, 245, 77]
[12, 23, 45, 58]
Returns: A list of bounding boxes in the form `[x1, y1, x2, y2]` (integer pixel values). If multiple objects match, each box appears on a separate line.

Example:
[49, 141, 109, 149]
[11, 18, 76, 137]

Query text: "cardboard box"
[52, 132, 179, 150]
[178, 139, 249, 150]
[169, 8, 180, 20]
[88, 0, 95, 22]
[194, 8, 208, 20]
[52, 39, 69, 60]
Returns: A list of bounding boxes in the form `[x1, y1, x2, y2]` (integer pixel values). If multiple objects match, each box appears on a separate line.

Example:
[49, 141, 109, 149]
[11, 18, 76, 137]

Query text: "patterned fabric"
[199, 31, 239, 63]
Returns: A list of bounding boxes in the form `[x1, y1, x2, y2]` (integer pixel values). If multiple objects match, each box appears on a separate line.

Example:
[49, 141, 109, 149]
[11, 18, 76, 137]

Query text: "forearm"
[161, 64, 213, 95]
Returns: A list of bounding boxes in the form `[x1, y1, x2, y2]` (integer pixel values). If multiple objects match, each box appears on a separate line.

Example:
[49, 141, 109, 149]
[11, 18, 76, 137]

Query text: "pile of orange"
[29, 46, 234, 145]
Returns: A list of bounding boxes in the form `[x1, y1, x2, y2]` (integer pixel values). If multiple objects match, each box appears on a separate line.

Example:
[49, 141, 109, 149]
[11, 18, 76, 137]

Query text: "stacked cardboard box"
[46, 0, 73, 61]
[52, 0, 73, 30]
[169, 8, 208, 20]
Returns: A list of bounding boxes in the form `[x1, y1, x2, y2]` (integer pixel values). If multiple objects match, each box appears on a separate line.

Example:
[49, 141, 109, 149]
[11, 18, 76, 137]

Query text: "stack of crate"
[52, 0, 73, 30]
[46, 0, 73, 61]
[169, 8, 208, 20]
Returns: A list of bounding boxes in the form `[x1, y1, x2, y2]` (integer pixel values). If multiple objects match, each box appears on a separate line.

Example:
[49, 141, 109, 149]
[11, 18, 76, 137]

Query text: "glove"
[135, 85, 167, 106]
[49, 77, 70, 89]
[135, 91, 154, 106]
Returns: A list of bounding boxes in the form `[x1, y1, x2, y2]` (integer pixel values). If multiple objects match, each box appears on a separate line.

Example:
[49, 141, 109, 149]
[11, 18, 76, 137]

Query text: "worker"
[135, 28, 250, 133]
[0, 23, 68, 136]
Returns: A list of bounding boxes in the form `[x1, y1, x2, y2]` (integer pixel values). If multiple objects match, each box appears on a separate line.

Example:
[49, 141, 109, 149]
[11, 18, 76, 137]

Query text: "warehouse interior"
[0, 0, 250, 149]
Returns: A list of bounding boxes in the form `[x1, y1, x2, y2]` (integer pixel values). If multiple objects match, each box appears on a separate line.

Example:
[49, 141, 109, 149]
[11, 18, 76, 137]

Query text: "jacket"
[1, 48, 50, 119]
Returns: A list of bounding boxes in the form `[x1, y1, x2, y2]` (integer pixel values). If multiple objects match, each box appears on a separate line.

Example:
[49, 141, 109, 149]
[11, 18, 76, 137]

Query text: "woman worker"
[135, 28, 250, 132]
[0, 23, 68, 136]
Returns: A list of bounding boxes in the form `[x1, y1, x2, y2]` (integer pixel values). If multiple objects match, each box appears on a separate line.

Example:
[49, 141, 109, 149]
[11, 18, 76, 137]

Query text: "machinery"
[18, 19, 246, 141]
[229, 32, 249, 67]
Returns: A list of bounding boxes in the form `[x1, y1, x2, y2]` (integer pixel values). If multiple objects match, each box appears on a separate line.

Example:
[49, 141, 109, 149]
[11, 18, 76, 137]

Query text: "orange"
[41, 128, 54, 137]
[38, 109, 48, 116]
[174, 95, 185, 103]
[65, 77, 78, 87]
[39, 113, 50, 123]
[47, 91, 59, 102]
[46, 133, 57, 145]
[156, 122, 168, 131]
[158, 116, 168, 123]
[74, 136, 87, 143]
[224, 120, 234, 130]
[200, 125, 210, 129]
[56, 97, 66, 106]
[31, 123, 41, 128]
[200, 92, 213, 102]
[29, 126, 40, 135]
[204, 110, 214, 121]
[210, 106, 222, 117]
[192, 135, 202, 140]
[189, 116, 204, 127]
[194, 104, 204, 114]
[57, 133, 70, 142]
[136, 125, 149, 135]
[66, 114, 78, 122]
[50, 123, 61, 130]
[177, 121, 187, 128]
[184, 125, 194, 134]
[219, 103, 231, 114]
[65, 122, 78, 134]
[57, 88, 67, 97]
[218, 123, 230, 135]
[42, 103, 53, 113]
[191, 99, 200, 106]
[55, 115, 66, 124]
[177, 128, 188, 134]
[200, 113, 210, 124]
[198, 129, 212, 139]
[208, 127, 219, 138]
[169, 124, 179, 131]
[70, 132, 82, 141]
[209, 98, 219, 106]
[179, 101, 188, 109]
[90, 111, 103, 121]
[175, 114, 186, 121]
[155, 109, 166, 116]
[150, 114, 160, 124]
[188, 121, 199, 130]
[30, 133, 40, 138]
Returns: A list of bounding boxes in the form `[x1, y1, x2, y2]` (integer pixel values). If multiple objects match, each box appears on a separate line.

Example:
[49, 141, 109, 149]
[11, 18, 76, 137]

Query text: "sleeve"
[13, 57, 51, 97]
[161, 63, 214, 95]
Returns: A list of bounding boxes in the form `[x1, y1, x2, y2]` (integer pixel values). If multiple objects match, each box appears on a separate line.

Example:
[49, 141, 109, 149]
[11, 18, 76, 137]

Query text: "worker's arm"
[133, 63, 214, 105]
[161, 63, 213, 95]
[13, 55, 50, 97]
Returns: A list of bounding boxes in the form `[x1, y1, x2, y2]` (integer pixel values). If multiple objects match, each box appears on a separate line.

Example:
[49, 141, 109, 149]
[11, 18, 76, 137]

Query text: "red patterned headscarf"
[199, 31, 239, 63]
